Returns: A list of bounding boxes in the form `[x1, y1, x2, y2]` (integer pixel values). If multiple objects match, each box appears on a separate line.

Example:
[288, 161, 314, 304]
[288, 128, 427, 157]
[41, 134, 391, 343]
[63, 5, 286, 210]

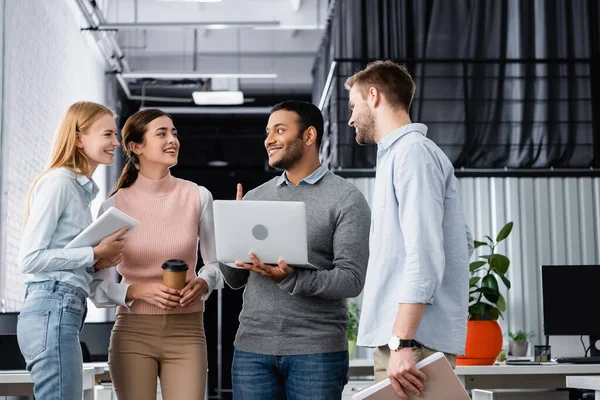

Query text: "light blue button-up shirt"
[276, 164, 329, 187]
[18, 168, 98, 296]
[357, 123, 474, 355]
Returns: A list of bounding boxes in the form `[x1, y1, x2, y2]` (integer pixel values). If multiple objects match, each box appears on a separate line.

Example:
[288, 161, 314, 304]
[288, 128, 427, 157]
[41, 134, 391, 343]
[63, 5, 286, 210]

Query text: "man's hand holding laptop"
[235, 253, 294, 284]
[233, 183, 296, 283]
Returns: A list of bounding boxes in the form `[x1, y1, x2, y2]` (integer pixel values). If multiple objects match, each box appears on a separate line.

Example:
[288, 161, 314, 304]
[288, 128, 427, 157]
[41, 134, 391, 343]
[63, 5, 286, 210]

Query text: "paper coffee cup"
[161, 259, 189, 290]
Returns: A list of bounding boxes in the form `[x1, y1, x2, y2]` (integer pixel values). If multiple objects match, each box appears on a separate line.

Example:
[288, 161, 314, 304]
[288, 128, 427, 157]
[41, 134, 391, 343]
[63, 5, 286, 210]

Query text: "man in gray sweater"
[220, 100, 371, 400]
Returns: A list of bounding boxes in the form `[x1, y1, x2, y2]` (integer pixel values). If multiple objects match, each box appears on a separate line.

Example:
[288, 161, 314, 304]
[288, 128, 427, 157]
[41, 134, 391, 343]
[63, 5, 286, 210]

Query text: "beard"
[269, 136, 305, 170]
[354, 110, 377, 145]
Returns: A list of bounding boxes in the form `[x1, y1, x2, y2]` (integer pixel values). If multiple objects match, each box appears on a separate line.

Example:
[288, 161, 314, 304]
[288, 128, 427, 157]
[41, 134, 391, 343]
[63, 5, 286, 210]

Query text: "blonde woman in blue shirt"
[17, 101, 128, 400]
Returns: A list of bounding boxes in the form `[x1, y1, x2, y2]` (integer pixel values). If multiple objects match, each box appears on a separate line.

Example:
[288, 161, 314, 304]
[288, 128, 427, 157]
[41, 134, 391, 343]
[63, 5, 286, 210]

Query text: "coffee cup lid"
[161, 259, 189, 272]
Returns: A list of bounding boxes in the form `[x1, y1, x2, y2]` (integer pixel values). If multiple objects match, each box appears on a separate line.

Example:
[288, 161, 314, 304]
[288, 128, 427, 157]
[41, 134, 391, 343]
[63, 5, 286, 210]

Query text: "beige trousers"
[108, 312, 207, 400]
[373, 345, 457, 382]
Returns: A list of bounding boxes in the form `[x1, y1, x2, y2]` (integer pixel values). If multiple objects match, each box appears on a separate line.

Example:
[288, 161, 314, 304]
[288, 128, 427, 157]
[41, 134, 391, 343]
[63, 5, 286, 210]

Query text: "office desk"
[566, 375, 600, 399]
[457, 364, 600, 390]
[349, 358, 375, 378]
[0, 365, 101, 399]
[349, 359, 600, 390]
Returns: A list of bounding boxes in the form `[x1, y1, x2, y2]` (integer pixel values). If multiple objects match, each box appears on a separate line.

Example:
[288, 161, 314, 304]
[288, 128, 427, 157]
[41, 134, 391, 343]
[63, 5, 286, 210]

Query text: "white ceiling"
[99, 0, 329, 94]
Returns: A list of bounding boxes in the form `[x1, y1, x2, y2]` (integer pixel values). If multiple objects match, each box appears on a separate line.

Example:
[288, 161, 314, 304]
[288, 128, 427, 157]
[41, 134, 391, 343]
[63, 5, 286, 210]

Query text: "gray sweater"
[221, 171, 371, 355]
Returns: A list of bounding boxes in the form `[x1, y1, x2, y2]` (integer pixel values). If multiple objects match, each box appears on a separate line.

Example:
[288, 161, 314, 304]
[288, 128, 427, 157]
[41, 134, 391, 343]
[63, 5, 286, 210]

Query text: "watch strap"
[398, 339, 416, 348]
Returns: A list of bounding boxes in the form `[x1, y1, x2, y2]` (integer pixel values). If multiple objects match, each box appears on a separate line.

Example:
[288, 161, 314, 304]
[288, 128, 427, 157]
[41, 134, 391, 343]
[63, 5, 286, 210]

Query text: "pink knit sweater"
[113, 172, 203, 315]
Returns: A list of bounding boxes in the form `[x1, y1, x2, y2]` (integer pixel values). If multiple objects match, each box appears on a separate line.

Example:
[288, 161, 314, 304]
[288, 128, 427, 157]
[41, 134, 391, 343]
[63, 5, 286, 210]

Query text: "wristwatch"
[388, 335, 417, 351]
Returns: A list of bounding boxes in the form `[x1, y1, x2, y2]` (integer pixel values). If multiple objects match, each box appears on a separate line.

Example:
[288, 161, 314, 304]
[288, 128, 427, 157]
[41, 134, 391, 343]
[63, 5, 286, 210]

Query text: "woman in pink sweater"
[91, 109, 223, 399]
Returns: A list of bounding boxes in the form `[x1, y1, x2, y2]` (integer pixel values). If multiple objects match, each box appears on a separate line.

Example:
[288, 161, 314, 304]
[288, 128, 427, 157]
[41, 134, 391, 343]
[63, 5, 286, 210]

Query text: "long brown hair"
[109, 109, 173, 197]
[24, 101, 115, 223]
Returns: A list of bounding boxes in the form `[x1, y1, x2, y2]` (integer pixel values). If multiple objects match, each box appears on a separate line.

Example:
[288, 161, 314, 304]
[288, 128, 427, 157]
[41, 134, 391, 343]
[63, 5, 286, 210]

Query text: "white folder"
[352, 352, 469, 400]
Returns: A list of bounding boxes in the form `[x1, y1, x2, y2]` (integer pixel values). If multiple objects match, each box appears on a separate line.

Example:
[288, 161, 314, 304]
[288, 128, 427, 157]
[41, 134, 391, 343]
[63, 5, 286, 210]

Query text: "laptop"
[352, 352, 469, 400]
[213, 200, 310, 266]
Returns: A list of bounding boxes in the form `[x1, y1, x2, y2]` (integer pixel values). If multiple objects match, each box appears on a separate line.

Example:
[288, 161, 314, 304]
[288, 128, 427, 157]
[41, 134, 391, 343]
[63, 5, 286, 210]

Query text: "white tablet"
[213, 200, 311, 267]
[65, 207, 140, 249]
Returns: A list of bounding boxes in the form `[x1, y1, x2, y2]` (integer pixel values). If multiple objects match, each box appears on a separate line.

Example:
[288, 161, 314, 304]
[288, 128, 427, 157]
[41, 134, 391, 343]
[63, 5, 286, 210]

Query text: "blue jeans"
[232, 349, 349, 400]
[16, 280, 88, 400]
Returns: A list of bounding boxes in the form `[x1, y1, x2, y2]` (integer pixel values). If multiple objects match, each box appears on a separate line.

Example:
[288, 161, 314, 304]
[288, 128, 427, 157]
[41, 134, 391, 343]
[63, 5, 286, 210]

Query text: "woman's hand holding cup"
[127, 283, 182, 310]
[179, 278, 209, 307]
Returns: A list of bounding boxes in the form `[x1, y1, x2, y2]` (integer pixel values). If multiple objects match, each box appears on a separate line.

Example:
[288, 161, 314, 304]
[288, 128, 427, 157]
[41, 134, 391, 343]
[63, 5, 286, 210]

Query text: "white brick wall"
[0, 0, 110, 311]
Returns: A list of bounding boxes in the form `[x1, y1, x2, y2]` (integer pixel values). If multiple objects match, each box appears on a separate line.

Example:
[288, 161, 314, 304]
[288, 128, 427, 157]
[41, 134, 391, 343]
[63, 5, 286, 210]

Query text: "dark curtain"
[313, 0, 600, 169]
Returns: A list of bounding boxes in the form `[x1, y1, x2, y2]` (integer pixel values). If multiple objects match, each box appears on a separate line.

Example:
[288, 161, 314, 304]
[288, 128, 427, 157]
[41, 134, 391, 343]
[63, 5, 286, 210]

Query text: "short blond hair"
[345, 60, 416, 111]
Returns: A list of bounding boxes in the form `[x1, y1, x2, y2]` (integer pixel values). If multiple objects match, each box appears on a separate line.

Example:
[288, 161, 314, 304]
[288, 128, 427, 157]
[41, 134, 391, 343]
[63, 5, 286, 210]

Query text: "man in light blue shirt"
[346, 61, 474, 399]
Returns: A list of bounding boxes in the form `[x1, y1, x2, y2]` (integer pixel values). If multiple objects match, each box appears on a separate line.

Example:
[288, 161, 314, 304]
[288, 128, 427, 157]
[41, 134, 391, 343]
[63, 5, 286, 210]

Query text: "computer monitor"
[0, 312, 26, 370]
[79, 321, 114, 362]
[541, 265, 600, 356]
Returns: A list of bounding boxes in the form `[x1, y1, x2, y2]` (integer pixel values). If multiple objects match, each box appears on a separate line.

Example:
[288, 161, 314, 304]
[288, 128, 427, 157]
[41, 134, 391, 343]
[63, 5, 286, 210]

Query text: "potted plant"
[509, 330, 534, 357]
[496, 350, 507, 363]
[347, 301, 360, 360]
[457, 222, 514, 366]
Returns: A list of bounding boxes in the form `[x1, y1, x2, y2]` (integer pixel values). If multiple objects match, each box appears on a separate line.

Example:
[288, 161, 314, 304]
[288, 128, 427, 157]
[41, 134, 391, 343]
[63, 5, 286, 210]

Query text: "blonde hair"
[24, 101, 115, 223]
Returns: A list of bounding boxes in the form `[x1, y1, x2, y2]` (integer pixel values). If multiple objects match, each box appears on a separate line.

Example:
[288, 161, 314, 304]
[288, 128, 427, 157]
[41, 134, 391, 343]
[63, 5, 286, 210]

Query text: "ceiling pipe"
[74, 0, 120, 72]
[75, 0, 196, 103]
[140, 106, 271, 114]
[73, 1, 287, 104]
[121, 72, 277, 80]
[97, 21, 280, 30]
[74, 0, 137, 101]
[86, 1, 131, 72]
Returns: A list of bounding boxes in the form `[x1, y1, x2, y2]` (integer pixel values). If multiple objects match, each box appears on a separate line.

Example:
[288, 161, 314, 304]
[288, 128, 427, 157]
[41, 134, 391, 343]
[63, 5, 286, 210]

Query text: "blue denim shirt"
[18, 168, 98, 296]
[357, 123, 474, 355]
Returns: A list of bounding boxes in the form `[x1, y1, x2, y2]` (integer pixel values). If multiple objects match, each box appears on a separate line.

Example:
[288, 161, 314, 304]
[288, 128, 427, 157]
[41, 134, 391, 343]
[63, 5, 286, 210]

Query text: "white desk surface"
[350, 358, 600, 375]
[0, 366, 97, 387]
[349, 358, 600, 391]
[456, 363, 600, 375]
[84, 362, 110, 372]
[566, 375, 600, 390]
[349, 359, 373, 368]
[0, 370, 31, 384]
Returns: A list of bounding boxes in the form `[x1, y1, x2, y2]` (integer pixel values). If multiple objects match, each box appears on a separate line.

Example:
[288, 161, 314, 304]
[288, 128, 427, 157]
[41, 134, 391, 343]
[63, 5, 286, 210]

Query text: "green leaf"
[490, 254, 510, 275]
[485, 308, 500, 320]
[469, 303, 485, 317]
[509, 330, 535, 341]
[481, 275, 500, 302]
[469, 277, 481, 287]
[469, 296, 475, 303]
[470, 261, 487, 272]
[472, 287, 497, 295]
[474, 240, 488, 249]
[482, 275, 499, 291]
[496, 293, 506, 312]
[496, 222, 514, 243]
[472, 286, 500, 303]
[499, 274, 511, 289]
[479, 254, 494, 260]
[485, 235, 495, 244]
[483, 304, 502, 320]
[483, 291, 499, 303]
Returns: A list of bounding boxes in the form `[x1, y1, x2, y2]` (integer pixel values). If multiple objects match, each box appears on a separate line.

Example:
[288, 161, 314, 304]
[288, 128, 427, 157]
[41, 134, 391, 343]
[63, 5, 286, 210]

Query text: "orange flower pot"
[456, 320, 503, 366]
